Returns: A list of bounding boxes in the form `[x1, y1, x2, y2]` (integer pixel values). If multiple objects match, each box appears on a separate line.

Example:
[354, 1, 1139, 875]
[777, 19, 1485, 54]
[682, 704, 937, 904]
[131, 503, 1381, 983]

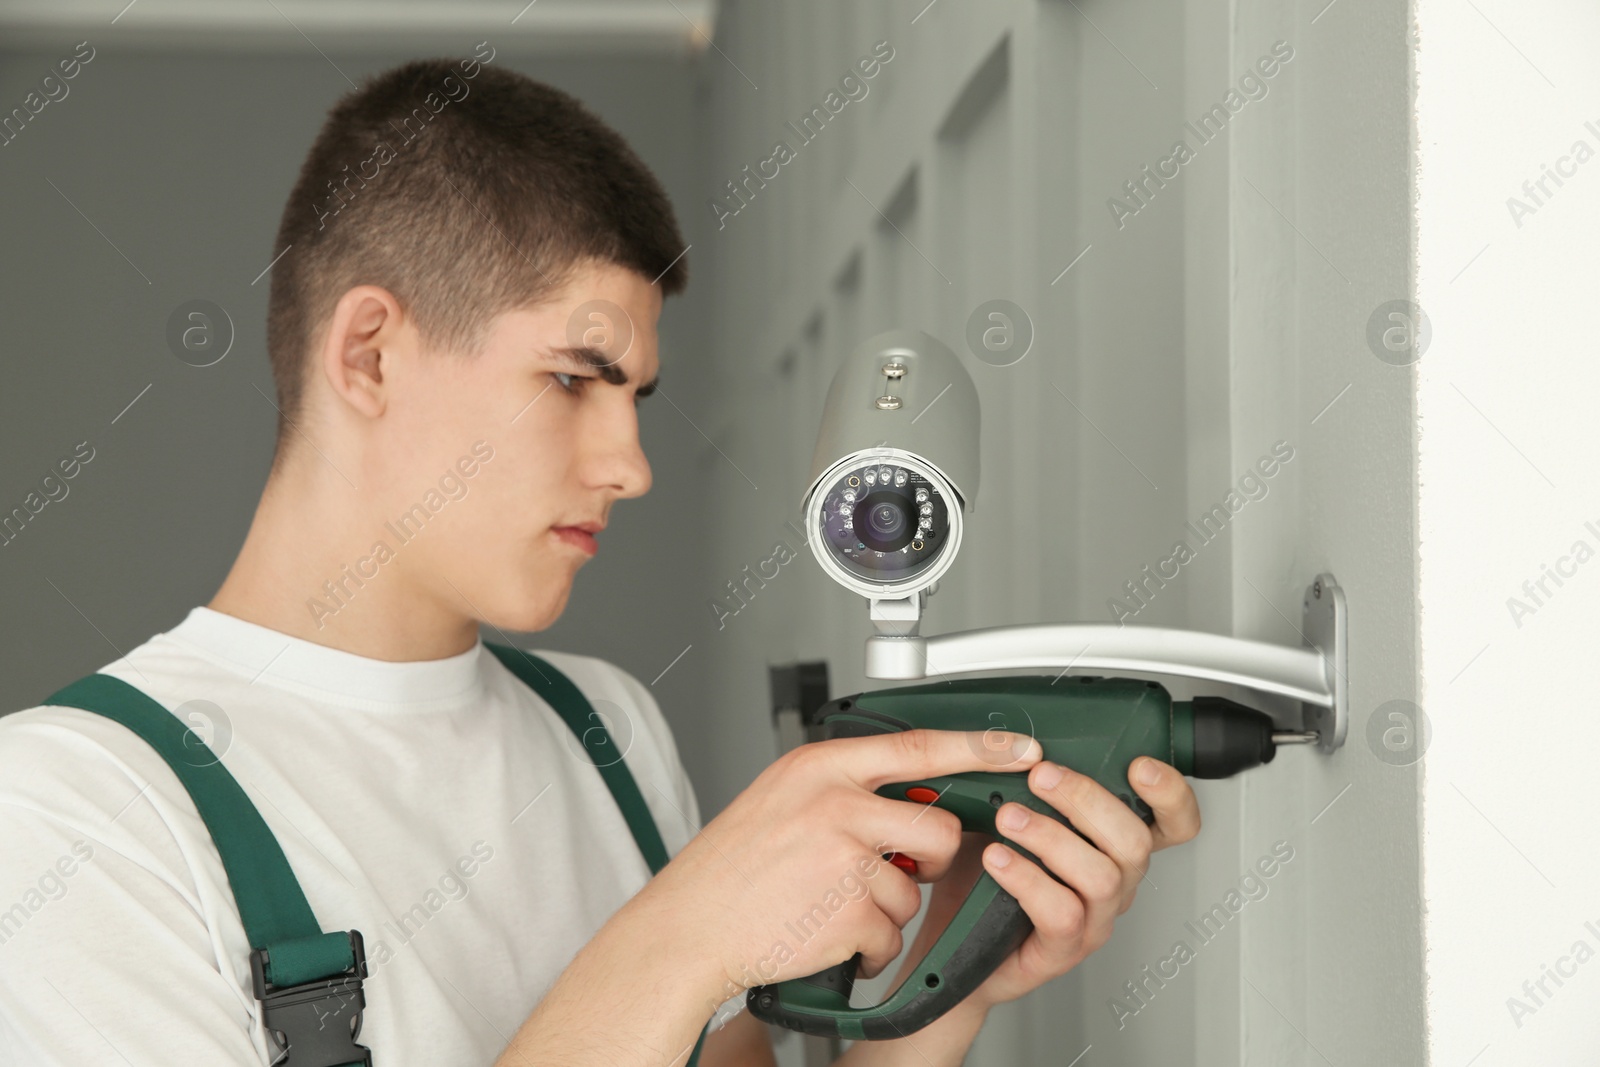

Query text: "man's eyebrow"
[549, 346, 658, 395]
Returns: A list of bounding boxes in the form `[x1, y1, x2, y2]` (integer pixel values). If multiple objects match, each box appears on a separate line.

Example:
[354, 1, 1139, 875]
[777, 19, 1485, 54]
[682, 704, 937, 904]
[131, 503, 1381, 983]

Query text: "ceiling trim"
[0, 1, 718, 55]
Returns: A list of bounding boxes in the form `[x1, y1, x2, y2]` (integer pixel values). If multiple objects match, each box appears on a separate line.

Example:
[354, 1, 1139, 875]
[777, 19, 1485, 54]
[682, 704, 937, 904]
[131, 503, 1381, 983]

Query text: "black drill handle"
[747, 875, 1034, 1040]
[805, 954, 860, 1000]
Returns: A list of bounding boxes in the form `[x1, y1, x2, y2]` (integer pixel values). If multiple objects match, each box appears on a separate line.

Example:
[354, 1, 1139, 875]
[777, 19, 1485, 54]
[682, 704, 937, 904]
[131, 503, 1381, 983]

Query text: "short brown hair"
[266, 55, 688, 449]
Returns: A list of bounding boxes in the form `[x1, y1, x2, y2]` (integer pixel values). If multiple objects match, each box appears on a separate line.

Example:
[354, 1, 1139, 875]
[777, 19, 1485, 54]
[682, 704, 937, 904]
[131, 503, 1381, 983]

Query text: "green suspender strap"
[42, 672, 373, 1067]
[484, 643, 707, 1067]
[44, 647, 704, 1067]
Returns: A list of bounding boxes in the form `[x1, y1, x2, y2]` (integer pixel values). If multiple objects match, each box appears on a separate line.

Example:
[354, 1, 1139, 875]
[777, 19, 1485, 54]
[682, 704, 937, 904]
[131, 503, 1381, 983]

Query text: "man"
[0, 55, 1200, 1066]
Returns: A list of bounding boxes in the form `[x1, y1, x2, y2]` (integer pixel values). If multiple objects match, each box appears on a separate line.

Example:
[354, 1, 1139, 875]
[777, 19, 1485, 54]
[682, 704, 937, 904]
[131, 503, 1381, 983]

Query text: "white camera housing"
[801, 329, 980, 624]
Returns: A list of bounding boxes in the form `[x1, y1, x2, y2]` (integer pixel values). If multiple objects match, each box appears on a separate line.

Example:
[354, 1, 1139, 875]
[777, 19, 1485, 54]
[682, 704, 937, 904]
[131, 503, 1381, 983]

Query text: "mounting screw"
[1313, 579, 1322, 599]
[875, 395, 903, 410]
[882, 360, 907, 379]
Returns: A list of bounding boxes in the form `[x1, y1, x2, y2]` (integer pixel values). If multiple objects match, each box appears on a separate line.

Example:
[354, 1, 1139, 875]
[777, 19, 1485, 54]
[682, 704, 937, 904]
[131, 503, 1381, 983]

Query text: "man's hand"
[644, 727, 1046, 1002]
[499, 727, 1043, 1066]
[945, 755, 1201, 1011]
[831, 756, 1202, 1067]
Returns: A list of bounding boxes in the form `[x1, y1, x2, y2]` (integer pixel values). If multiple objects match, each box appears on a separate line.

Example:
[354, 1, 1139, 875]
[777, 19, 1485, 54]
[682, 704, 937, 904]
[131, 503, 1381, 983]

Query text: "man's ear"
[319, 285, 408, 420]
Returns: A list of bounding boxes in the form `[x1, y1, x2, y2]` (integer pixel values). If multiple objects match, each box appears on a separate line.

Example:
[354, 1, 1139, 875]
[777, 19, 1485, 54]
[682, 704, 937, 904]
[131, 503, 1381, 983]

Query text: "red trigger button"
[905, 787, 940, 804]
[885, 852, 918, 875]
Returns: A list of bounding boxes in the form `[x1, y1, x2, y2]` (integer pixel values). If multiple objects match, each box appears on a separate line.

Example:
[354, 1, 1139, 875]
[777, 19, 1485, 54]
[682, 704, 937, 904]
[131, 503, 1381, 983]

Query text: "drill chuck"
[1182, 695, 1315, 778]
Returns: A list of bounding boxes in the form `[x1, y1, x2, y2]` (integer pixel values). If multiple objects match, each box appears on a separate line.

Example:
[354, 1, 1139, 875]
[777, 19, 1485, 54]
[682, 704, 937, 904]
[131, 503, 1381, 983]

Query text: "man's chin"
[481, 576, 574, 635]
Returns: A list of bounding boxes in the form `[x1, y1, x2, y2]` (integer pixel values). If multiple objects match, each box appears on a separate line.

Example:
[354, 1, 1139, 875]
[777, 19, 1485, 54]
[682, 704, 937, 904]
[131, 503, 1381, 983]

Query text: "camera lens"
[868, 501, 905, 538]
[853, 491, 915, 553]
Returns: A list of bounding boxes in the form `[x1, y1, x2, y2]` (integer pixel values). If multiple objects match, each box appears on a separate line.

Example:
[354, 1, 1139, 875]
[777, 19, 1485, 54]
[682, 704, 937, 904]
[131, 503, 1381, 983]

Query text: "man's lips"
[551, 524, 601, 555]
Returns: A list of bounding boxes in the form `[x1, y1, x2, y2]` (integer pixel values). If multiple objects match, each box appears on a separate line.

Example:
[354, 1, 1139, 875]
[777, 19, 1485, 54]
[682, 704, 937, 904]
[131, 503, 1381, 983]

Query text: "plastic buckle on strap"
[250, 930, 374, 1067]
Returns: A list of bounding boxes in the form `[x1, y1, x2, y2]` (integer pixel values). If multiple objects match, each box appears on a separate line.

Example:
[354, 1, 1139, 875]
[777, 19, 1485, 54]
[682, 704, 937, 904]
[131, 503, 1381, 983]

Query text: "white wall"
[1416, 2, 1600, 1064]
[701, 0, 1425, 1064]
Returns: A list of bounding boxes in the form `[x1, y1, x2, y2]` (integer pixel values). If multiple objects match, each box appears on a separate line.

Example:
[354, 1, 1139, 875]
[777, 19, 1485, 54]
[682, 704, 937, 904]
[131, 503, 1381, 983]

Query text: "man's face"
[375, 259, 661, 634]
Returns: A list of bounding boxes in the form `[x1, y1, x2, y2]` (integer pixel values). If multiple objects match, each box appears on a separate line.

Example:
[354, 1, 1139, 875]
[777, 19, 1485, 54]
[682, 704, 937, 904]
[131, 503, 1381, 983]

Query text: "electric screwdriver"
[747, 673, 1314, 1040]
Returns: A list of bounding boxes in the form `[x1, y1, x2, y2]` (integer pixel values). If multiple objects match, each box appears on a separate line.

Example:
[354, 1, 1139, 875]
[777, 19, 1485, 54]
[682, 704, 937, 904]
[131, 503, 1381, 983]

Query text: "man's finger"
[854, 911, 906, 980]
[1026, 760, 1152, 875]
[981, 842, 1089, 958]
[862, 863, 923, 929]
[1128, 757, 1201, 850]
[814, 727, 1043, 789]
[856, 796, 966, 881]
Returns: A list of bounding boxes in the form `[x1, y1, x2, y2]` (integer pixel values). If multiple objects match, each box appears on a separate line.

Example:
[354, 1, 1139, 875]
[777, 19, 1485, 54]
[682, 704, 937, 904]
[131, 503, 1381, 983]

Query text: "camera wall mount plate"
[1298, 573, 1347, 753]
[862, 573, 1348, 753]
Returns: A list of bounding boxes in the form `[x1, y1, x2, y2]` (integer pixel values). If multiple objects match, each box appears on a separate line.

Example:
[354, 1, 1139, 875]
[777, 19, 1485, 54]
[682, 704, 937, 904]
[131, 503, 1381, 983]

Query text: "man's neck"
[208, 462, 480, 663]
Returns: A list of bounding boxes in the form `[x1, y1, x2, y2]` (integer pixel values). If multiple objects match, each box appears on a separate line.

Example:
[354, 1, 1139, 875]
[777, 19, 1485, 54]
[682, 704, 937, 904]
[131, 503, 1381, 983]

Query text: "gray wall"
[699, 0, 1422, 1064]
[0, 44, 722, 793]
[2, 4, 1429, 1062]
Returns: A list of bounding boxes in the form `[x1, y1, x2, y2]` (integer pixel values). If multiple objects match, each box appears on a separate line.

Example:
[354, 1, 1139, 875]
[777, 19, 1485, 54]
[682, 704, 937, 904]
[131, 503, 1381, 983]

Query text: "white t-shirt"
[0, 606, 706, 1066]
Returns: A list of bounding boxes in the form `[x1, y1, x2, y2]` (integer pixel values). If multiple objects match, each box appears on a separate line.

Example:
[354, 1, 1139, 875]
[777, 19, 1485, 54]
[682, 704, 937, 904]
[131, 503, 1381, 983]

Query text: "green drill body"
[748, 674, 1285, 1041]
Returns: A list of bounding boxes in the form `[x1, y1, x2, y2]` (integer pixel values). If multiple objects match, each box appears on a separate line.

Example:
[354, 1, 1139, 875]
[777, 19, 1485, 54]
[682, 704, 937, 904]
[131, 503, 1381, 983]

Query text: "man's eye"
[552, 372, 589, 394]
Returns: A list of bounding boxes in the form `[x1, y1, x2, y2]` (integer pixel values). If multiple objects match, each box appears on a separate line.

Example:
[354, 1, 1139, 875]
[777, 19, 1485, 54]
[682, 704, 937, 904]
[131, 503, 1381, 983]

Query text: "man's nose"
[592, 418, 652, 500]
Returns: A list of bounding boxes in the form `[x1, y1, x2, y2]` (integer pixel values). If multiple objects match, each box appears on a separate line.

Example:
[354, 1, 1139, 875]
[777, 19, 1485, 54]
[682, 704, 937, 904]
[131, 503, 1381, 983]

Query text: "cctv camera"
[801, 329, 980, 605]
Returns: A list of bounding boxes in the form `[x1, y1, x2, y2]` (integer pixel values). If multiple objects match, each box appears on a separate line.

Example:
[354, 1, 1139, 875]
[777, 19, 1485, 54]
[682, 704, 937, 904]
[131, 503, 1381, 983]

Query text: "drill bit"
[1271, 730, 1319, 745]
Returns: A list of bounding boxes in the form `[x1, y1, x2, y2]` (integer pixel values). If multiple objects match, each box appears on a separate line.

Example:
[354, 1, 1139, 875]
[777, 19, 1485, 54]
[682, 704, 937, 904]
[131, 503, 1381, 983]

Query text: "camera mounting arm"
[865, 574, 1347, 753]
